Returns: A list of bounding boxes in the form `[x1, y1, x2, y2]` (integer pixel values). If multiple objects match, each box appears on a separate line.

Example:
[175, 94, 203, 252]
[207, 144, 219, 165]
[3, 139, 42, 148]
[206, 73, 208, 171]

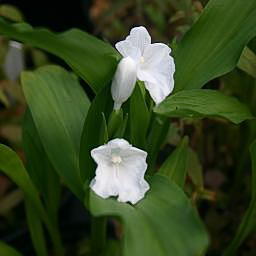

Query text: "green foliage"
[174, 0, 256, 91]
[155, 89, 254, 124]
[0, 17, 119, 93]
[90, 175, 209, 256]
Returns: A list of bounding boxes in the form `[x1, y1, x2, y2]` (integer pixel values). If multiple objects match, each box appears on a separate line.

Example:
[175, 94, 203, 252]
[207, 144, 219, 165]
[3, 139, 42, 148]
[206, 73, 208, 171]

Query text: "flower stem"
[91, 216, 107, 255]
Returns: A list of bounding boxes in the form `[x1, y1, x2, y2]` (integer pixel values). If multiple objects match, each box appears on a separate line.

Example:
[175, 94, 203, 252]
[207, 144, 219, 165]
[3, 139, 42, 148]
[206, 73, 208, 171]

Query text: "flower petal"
[90, 165, 119, 198]
[111, 56, 137, 110]
[137, 43, 175, 104]
[126, 26, 151, 54]
[117, 150, 149, 204]
[115, 40, 141, 62]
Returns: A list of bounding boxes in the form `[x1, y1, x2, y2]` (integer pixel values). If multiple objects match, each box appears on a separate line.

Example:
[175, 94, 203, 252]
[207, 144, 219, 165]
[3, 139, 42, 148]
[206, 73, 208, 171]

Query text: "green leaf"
[0, 144, 64, 255]
[223, 140, 256, 255]
[129, 84, 150, 149]
[90, 175, 209, 256]
[21, 65, 90, 200]
[159, 137, 189, 187]
[23, 110, 61, 224]
[0, 144, 46, 218]
[147, 115, 169, 173]
[0, 17, 119, 93]
[174, 0, 256, 91]
[80, 85, 113, 182]
[0, 241, 22, 256]
[155, 89, 254, 124]
[25, 201, 48, 256]
[237, 46, 256, 79]
[187, 148, 204, 189]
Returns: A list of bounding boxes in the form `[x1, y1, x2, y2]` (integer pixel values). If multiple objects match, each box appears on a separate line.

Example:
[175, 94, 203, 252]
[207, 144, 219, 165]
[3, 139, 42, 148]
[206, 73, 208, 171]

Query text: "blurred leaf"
[0, 4, 24, 22]
[25, 201, 48, 256]
[174, 0, 256, 91]
[21, 65, 90, 200]
[0, 241, 22, 256]
[23, 110, 60, 224]
[155, 89, 254, 124]
[187, 148, 204, 189]
[90, 175, 209, 256]
[0, 189, 23, 215]
[80, 85, 113, 183]
[238, 46, 256, 79]
[0, 18, 119, 93]
[159, 137, 189, 187]
[223, 140, 256, 255]
[0, 144, 46, 218]
[0, 88, 9, 107]
[129, 84, 150, 149]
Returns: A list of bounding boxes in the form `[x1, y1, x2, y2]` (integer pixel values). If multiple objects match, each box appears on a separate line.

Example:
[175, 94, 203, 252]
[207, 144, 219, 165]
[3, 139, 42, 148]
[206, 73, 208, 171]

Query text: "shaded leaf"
[0, 241, 22, 256]
[80, 85, 113, 182]
[129, 84, 150, 149]
[159, 137, 188, 187]
[25, 201, 48, 256]
[238, 46, 256, 79]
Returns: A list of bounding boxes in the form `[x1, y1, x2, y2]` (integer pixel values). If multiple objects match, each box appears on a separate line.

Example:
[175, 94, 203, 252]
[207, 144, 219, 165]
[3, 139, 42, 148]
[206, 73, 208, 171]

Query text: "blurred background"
[0, 0, 255, 255]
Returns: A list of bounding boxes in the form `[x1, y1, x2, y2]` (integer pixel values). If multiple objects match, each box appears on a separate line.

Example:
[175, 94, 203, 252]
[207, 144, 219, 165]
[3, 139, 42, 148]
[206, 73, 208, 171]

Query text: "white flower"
[111, 26, 175, 110]
[90, 138, 150, 204]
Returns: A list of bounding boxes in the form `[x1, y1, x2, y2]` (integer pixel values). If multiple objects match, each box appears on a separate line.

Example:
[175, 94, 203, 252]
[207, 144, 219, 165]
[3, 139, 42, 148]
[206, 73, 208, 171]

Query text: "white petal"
[137, 43, 175, 104]
[107, 138, 131, 150]
[90, 165, 119, 199]
[91, 144, 111, 165]
[116, 150, 149, 204]
[111, 57, 137, 110]
[115, 40, 141, 62]
[126, 26, 151, 54]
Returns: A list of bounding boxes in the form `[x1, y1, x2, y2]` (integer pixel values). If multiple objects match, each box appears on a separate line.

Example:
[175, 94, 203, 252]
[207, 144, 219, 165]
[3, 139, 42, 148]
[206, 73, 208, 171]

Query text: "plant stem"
[91, 216, 107, 255]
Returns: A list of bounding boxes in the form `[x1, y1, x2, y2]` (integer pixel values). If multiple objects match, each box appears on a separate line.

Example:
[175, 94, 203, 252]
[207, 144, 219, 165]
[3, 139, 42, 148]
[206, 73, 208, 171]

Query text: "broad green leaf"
[90, 175, 209, 256]
[0, 18, 119, 93]
[25, 201, 48, 256]
[129, 84, 150, 149]
[0, 241, 22, 256]
[174, 0, 256, 91]
[238, 46, 256, 79]
[80, 85, 113, 182]
[21, 65, 90, 200]
[155, 89, 254, 124]
[223, 140, 256, 255]
[159, 137, 188, 187]
[23, 110, 61, 224]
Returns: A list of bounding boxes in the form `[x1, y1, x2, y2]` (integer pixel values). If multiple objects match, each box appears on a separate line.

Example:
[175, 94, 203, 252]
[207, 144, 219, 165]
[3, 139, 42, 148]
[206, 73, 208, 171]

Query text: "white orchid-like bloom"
[111, 26, 175, 110]
[90, 138, 149, 204]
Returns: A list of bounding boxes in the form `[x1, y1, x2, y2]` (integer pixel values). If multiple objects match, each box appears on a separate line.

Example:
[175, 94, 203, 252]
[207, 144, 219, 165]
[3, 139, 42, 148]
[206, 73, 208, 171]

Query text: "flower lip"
[90, 138, 150, 204]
